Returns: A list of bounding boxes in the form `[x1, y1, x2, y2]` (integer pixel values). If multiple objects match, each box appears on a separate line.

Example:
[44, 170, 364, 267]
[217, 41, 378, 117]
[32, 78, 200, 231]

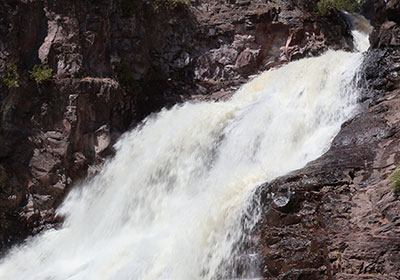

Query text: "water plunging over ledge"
[0, 14, 371, 280]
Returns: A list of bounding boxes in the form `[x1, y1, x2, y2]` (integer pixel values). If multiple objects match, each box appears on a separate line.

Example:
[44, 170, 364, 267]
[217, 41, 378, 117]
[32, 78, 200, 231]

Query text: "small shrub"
[29, 63, 54, 84]
[163, 0, 190, 9]
[121, 0, 136, 16]
[1, 63, 20, 88]
[388, 169, 400, 193]
[317, 0, 367, 16]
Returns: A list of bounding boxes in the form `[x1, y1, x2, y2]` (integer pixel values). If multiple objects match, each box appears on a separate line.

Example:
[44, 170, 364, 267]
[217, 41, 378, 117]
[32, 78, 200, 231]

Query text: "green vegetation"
[117, 59, 137, 87]
[160, 0, 190, 9]
[388, 169, 400, 193]
[317, 0, 367, 15]
[1, 63, 20, 89]
[150, 0, 190, 15]
[29, 63, 54, 84]
[121, 0, 190, 16]
[121, 0, 137, 16]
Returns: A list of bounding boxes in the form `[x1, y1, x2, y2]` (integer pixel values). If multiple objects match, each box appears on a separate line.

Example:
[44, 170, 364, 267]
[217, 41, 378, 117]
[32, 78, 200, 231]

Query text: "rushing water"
[0, 14, 371, 280]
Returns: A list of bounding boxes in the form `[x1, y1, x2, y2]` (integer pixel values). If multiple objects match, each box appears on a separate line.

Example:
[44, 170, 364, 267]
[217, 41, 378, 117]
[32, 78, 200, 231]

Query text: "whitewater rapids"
[0, 15, 370, 280]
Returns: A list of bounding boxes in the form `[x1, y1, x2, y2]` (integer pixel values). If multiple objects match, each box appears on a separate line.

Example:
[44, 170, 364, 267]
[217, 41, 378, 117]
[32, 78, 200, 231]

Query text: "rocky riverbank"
[257, 0, 400, 278]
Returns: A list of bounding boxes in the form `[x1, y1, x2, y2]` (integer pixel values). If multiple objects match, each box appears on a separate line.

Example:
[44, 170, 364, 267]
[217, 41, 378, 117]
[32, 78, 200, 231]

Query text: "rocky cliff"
[1, 0, 399, 279]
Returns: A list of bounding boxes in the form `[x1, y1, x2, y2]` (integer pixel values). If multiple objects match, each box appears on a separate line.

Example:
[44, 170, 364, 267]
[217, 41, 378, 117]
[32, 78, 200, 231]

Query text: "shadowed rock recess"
[0, 0, 398, 278]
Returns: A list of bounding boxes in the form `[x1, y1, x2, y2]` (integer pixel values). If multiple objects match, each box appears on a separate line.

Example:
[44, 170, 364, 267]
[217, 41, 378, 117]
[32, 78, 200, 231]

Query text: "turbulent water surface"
[0, 15, 371, 280]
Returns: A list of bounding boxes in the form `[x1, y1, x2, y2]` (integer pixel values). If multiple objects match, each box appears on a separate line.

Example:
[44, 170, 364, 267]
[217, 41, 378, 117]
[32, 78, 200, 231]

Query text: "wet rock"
[256, 48, 400, 279]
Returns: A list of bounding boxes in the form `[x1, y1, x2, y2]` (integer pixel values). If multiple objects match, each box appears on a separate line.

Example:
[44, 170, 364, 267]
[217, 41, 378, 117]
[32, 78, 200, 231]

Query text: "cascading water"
[0, 14, 371, 280]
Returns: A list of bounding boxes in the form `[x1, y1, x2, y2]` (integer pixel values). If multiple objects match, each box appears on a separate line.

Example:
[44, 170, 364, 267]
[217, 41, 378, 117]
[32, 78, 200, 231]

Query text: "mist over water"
[0, 15, 371, 280]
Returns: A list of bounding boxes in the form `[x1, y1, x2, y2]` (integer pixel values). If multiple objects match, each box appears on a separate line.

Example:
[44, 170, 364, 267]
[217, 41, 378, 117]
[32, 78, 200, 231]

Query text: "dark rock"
[255, 48, 400, 279]
[370, 0, 400, 48]
[386, 0, 400, 24]
[370, 21, 400, 48]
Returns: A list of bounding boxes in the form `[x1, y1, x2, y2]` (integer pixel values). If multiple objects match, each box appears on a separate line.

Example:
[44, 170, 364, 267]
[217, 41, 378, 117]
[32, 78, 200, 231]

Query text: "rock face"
[370, 0, 400, 48]
[2, 1, 399, 279]
[0, 0, 354, 252]
[256, 2, 400, 278]
[0, 0, 398, 278]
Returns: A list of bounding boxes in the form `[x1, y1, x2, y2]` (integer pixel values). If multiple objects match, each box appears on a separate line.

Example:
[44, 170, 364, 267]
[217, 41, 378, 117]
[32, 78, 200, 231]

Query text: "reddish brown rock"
[370, 21, 400, 48]
[370, 0, 400, 48]
[386, 0, 400, 24]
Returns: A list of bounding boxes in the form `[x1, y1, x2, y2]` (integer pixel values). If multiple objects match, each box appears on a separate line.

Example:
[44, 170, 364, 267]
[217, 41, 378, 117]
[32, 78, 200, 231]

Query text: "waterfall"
[0, 15, 370, 280]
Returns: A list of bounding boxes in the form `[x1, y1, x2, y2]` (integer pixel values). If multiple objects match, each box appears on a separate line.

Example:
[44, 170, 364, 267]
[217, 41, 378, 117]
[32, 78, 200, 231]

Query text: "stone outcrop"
[370, 0, 400, 48]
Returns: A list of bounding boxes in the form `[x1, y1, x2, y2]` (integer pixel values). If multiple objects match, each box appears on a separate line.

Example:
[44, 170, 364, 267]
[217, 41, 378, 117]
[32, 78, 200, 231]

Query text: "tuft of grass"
[317, 0, 367, 16]
[29, 63, 54, 84]
[1, 63, 20, 89]
[388, 169, 400, 193]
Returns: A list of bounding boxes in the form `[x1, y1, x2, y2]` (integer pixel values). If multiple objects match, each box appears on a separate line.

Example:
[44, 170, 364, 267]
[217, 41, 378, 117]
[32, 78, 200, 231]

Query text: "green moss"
[1, 63, 20, 89]
[121, 0, 137, 16]
[162, 0, 190, 9]
[29, 63, 54, 84]
[388, 169, 400, 193]
[151, 0, 191, 9]
[317, 0, 367, 16]
[121, 0, 190, 17]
